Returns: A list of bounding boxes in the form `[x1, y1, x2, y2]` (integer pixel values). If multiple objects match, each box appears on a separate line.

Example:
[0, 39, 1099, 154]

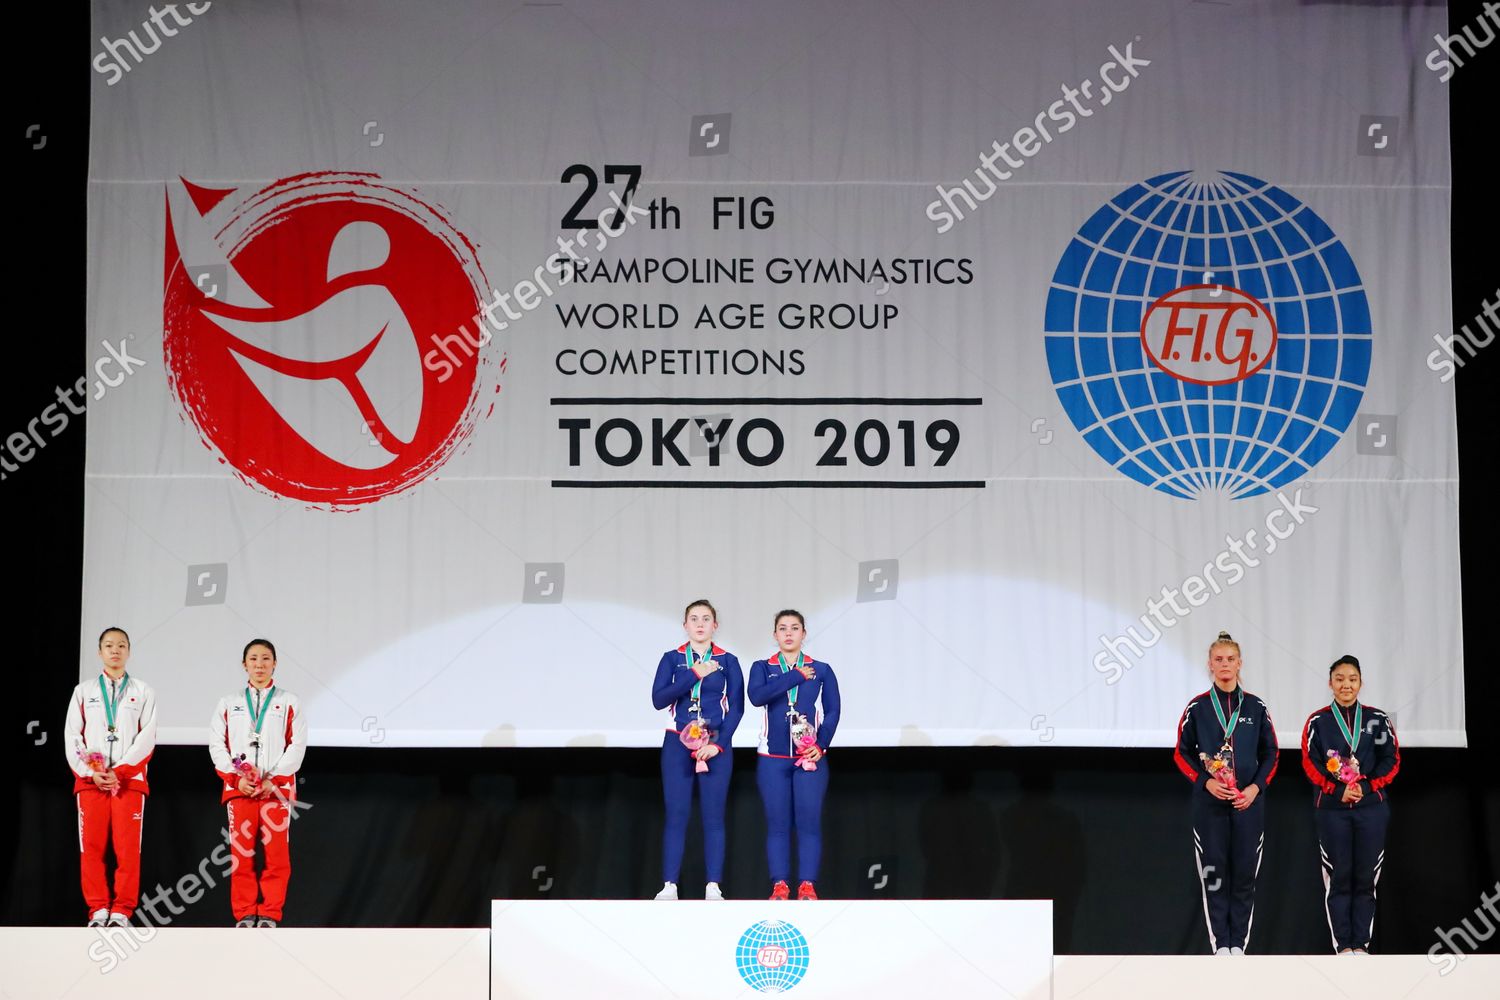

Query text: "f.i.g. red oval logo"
[1140, 284, 1277, 386]
[163, 172, 497, 509]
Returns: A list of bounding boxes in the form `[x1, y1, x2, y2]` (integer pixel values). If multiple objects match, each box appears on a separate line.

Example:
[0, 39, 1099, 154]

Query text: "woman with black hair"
[210, 638, 307, 927]
[748, 609, 841, 900]
[64, 627, 158, 927]
[1300, 654, 1400, 954]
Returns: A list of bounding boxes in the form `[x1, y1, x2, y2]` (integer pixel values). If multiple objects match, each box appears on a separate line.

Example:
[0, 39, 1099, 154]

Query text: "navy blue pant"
[1316, 800, 1389, 952]
[660, 732, 732, 883]
[1192, 794, 1264, 952]
[757, 754, 829, 883]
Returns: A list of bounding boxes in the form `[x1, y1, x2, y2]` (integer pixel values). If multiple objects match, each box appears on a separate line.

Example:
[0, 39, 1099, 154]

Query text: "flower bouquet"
[679, 719, 715, 773]
[231, 753, 263, 795]
[1199, 750, 1238, 795]
[790, 715, 820, 771]
[1324, 749, 1362, 786]
[78, 748, 117, 796]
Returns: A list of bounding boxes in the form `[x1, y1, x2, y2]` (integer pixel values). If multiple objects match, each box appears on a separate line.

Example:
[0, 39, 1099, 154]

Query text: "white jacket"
[65, 673, 158, 793]
[210, 686, 307, 799]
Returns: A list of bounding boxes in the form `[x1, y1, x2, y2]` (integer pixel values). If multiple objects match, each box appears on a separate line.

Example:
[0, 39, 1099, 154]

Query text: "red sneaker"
[797, 881, 818, 900]
[769, 880, 791, 900]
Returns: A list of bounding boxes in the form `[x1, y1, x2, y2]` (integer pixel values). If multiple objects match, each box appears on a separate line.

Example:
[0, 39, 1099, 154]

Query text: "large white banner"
[82, 0, 1463, 747]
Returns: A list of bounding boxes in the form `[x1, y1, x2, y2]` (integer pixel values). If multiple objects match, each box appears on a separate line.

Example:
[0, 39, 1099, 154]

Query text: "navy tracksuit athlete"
[1174, 686, 1279, 952]
[748, 654, 840, 885]
[1301, 702, 1400, 952]
[651, 643, 744, 885]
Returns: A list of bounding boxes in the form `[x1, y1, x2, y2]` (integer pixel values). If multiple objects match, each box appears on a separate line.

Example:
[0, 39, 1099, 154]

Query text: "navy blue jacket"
[1174, 686, 1279, 795]
[651, 644, 744, 752]
[748, 654, 841, 757]
[1300, 702, 1399, 809]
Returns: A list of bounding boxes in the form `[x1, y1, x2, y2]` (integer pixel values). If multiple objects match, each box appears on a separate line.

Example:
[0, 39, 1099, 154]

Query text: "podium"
[490, 899, 1054, 998]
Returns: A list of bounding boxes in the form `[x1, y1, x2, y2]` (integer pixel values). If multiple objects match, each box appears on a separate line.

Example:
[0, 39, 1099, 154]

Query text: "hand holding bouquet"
[232, 754, 264, 796]
[1325, 749, 1363, 804]
[1199, 751, 1238, 796]
[78, 749, 118, 796]
[679, 720, 715, 773]
[791, 716, 820, 771]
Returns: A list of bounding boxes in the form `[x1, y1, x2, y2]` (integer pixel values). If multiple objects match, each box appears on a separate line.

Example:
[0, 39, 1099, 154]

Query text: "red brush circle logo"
[163, 172, 496, 508]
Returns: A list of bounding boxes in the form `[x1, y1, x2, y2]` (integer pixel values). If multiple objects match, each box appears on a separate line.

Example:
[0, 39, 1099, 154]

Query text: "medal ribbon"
[778, 653, 804, 714]
[1210, 687, 1241, 746]
[1331, 700, 1363, 755]
[245, 685, 278, 737]
[686, 647, 713, 714]
[99, 674, 130, 732]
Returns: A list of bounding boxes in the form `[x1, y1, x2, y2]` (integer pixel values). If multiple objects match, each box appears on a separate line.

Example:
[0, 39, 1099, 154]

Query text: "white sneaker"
[1215, 947, 1230, 956]
[705, 882, 725, 901]
[653, 881, 678, 901]
[257, 917, 278, 928]
[87, 909, 109, 928]
[1229, 947, 1244, 956]
[1352, 949, 1369, 956]
[235, 916, 257, 927]
[107, 913, 129, 927]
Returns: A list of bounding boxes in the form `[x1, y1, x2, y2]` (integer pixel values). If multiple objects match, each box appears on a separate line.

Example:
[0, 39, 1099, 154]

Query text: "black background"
[3, 1, 1496, 955]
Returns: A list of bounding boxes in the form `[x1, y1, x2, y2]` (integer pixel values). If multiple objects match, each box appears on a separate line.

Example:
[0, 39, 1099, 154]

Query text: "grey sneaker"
[257, 917, 278, 928]
[235, 916, 257, 927]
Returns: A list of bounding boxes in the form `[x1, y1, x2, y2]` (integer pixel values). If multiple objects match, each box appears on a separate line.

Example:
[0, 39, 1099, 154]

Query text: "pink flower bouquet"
[1324, 749, 1362, 786]
[231, 754, 263, 794]
[78, 748, 117, 796]
[1199, 751, 1238, 795]
[679, 720, 715, 774]
[791, 717, 820, 771]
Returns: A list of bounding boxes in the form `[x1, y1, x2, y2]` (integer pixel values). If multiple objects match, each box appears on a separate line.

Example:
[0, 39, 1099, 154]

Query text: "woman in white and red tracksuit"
[1173, 631, 1278, 955]
[209, 638, 307, 927]
[1301, 654, 1399, 954]
[65, 626, 158, 927]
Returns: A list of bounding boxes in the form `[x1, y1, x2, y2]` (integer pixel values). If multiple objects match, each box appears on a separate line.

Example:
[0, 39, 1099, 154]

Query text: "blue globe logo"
[735, 919, 810, 993]
[1044, 170, 1371, 498]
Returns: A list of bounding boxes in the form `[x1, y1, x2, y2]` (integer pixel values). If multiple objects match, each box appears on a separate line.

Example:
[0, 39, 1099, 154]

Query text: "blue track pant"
[660, 732, 732, 883]
[1317, 800, 1388, 952]
[757, 754, 829, 883]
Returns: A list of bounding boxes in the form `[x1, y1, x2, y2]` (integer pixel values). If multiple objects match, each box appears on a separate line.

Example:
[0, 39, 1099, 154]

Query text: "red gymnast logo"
[163, 172, 497, 508]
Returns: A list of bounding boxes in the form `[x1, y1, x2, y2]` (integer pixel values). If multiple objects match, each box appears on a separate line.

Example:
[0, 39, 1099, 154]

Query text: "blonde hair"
[1208, 630, 1241, 657]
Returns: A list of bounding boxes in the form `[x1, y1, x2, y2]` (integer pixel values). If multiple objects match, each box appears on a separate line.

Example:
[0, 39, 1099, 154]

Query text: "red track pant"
[227, 795, 292, 921]
[77, 787, 144, 918]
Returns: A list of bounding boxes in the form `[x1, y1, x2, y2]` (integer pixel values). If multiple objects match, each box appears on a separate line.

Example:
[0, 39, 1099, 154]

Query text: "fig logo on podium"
[1044, 170, 1372, 499]
[736, 919, 810, 993]
[163, 172, 496, 509]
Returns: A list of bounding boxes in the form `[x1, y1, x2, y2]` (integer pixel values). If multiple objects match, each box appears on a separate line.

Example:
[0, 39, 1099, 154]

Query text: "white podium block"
[491, 899, 1053, 998]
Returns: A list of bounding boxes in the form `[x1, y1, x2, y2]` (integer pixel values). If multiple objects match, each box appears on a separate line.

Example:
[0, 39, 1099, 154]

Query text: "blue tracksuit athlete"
[1301, 702, 1400, 952]
[651, 643, 744, 885]
[748, 653, 840, 884]
[1174, 685, 1279, 952]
